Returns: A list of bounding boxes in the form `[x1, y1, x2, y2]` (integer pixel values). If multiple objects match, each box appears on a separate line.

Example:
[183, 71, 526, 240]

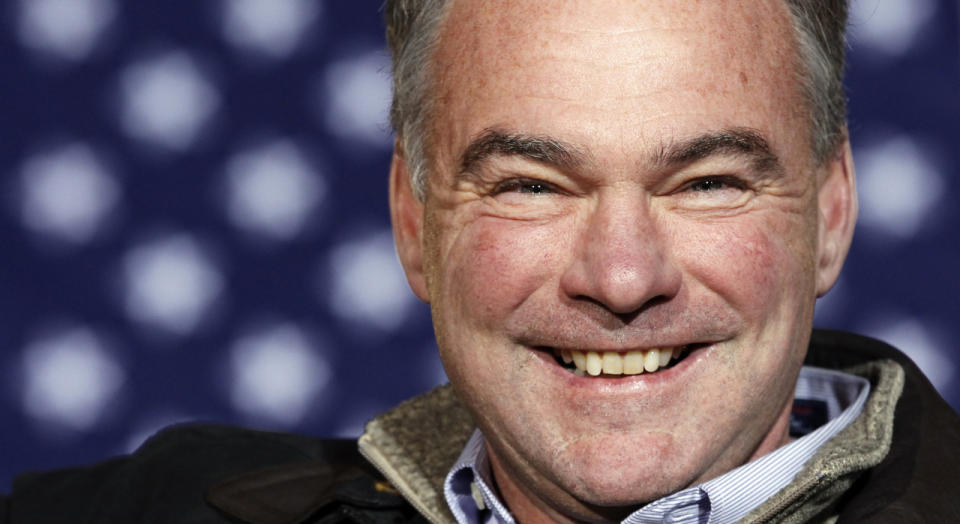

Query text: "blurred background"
[0, 0, 957, 490]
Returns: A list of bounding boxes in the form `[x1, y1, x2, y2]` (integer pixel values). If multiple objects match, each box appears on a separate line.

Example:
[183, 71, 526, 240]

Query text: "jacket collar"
[358, 385, 473, 524]
[202, 385, 472, 524]
[745, 358, 903, 521]
[357, 359, 904, 524]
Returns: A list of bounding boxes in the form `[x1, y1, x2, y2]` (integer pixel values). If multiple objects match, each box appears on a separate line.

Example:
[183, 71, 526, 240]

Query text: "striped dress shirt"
[443, 366, 870, 524]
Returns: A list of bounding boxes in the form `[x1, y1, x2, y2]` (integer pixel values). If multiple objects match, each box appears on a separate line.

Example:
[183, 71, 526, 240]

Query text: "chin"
[545, 433, 700, 508]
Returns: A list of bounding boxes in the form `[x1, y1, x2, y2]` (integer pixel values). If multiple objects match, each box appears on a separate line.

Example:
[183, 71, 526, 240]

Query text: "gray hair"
[384, 0, 452, 201]
[384, 0, 850, 201]
[783, 1, 850, 162]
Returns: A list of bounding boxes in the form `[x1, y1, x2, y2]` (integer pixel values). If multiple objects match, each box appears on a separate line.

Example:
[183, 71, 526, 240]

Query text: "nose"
[559, 191, 682, 320]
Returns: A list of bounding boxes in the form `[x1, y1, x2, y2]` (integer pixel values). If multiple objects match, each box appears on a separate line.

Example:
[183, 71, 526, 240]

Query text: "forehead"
[430, 0, 807, 165]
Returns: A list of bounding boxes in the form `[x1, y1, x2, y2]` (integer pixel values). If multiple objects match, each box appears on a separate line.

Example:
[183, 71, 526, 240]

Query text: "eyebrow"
[654, 127, 784, 175]
[459, 129, 588, 174]
[458, 126, 783, 178]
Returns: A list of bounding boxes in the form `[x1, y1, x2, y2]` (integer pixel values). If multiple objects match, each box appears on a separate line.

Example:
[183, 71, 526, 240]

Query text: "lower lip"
[529, 344, 710, 391]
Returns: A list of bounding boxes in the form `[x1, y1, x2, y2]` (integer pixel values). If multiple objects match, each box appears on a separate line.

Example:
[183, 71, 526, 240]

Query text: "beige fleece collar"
[358, 360, 904, 524]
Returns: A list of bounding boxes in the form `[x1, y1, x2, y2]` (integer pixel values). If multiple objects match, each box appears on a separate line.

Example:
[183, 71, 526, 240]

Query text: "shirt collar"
[443, 365, 870, 524]
[444, 431, 515, 524]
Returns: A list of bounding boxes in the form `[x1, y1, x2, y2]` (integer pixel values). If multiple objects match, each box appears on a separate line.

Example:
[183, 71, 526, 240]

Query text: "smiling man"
[2, 1, 959, 523]
[391, 0, 837, 517]
[373, 0, 960, 522]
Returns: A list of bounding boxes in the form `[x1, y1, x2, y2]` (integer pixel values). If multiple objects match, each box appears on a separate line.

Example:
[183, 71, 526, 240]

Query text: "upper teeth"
[557, 347, 683, 376]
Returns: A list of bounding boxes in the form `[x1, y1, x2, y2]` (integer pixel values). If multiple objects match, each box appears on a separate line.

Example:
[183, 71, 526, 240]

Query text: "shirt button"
[470, 481, 488, 511]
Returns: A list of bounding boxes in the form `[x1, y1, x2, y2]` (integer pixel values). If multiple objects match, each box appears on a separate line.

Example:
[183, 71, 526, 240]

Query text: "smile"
[548, 345, 696, 376]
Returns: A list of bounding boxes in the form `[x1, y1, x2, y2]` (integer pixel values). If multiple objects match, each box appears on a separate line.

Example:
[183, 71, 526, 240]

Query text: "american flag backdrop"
[0, 0, 957, 490]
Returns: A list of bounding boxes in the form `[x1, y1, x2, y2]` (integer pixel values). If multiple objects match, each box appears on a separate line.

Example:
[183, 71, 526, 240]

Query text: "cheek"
[447, 218, 565, 325]
[677, 216, 813, 320]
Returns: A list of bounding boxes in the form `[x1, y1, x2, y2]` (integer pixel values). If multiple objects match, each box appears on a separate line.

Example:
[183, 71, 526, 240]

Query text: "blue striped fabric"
[444, 366, 870, 524]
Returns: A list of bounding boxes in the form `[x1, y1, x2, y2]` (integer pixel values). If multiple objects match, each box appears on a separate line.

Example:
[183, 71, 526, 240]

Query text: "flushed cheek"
[443, 217, 569, 328]
[678, 218, 812, 323]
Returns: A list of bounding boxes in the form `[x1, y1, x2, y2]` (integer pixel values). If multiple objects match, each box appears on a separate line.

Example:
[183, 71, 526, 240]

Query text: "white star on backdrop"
[119, 51, 220, 151]
[228, 323, 330, 427]
[121, 234, 224, 335]
[22, 327, 125, 432]
[17, 0, 116, 63]
[319, 49, 393, 148]
[19, 143, 119, 245]
[326, 230, 418, 332]
[850, 0, 937, 57]
[856, 135, 943, 239]
[224, 139, 326, 241]
[221, 0, 321, 60]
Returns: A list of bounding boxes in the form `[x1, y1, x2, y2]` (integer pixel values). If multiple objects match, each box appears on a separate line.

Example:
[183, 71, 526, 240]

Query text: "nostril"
[579, 294, 671, 325]
[614, 310, 641, 324]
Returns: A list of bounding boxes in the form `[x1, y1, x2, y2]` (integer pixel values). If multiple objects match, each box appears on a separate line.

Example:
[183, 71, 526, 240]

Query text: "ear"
[389, 142, 430, 303]
[815, 137, 858, 297]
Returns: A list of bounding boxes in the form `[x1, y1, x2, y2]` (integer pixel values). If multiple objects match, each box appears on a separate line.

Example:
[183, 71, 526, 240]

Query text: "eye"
[684, 175, 746, 193]
[671, 174, 752, 210]
[484, 176, 568, 219]
[494, 178, 557, 196]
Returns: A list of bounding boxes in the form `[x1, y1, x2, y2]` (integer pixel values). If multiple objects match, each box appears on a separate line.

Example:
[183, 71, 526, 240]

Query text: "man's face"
[392, 0, 854, 520]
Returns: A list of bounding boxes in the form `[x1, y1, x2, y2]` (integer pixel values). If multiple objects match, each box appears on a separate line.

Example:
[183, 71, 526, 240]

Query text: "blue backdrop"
[1, 0, 957, 490]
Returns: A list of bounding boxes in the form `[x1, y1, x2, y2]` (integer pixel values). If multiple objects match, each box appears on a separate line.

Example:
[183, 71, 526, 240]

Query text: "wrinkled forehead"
[432, 0, 799, 95]
[429, 0, 808, 167]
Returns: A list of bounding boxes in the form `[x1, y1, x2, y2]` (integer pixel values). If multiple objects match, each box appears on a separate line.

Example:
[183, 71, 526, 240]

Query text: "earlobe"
[389, 143, 431, 303]
[815, 138, 858, 297]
